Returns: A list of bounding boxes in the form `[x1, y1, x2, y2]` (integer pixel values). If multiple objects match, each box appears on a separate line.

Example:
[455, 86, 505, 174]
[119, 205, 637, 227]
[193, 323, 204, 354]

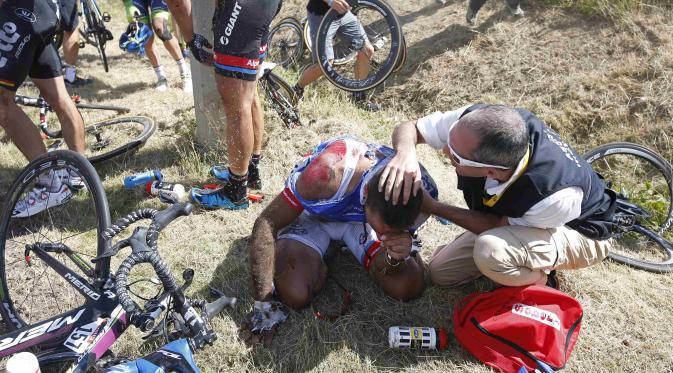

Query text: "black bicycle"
[15, 94, 155, 165]
[584, 142, 673, 272]
[259, 62, 302, 128]
[80, 0, 114, 72]
[0, 150, 234, 372]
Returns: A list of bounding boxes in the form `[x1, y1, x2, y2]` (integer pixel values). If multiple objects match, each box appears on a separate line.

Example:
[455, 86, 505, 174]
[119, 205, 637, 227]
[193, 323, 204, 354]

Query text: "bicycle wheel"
[75, 102, 130, 114]
[0, 150, 111, 328]
[316, 0, 403, 92]
[584, 142, 673, 271]
[85, 116, 156, 164]
[304, 16, 357, 66]
[262, 72, 302, 128]
[268, 18, 304, 68]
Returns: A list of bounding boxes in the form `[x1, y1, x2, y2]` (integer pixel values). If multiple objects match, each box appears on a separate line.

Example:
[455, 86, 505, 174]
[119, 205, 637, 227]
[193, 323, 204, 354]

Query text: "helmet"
[119, 22, 153, 57]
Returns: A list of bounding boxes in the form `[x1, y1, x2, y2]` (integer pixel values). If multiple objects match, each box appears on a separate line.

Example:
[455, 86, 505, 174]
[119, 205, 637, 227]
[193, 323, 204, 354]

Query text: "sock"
[249, 155, 261, 180]
[64, 65, 76, 83]
[176, 58, 189, 76]
[225, 168, 248, 202]
[154, 65, 166, 81]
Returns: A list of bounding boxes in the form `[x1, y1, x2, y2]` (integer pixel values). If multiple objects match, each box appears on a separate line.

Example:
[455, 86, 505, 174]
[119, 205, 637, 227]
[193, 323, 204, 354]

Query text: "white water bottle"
[388, 326, 449, 350]
[146, 181, 187, 204]
[6, 351, 41, 373]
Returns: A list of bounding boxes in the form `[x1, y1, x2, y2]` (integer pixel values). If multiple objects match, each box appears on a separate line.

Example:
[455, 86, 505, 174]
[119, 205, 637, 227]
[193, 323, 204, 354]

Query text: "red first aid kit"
[453, 285, 583, 373]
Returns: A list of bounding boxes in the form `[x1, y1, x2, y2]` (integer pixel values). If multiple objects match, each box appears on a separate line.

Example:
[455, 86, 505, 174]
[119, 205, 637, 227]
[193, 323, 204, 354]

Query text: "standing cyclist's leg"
[192, 0, 280, 209]
[60, 0, 90, 86]
[294, 11, 338, 93]
[150, 0, 190, 91]
[0, 89, 48, 161]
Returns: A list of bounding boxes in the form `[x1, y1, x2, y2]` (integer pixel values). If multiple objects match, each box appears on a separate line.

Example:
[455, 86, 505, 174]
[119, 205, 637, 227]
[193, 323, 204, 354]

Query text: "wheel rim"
[84, 117, 153, 163]
[269, 23, 303, 67]
[0, 155, 106, 327]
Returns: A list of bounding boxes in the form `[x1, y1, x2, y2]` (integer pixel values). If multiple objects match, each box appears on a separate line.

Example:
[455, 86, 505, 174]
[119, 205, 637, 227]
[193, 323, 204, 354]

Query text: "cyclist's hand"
[380, 232, 413, 261]
[378, 150, 422, 206]
[187, 34, 214, 66]
[240, 301, 288, 347]
[330, 0, 351, 14]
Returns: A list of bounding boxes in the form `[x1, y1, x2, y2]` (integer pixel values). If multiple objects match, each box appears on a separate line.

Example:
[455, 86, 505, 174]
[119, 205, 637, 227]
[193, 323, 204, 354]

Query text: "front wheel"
[584, 142, 673, 272]
[85, 116, 156, 164]
[267, 18, 304, 68]
[0, 150, 111, 328]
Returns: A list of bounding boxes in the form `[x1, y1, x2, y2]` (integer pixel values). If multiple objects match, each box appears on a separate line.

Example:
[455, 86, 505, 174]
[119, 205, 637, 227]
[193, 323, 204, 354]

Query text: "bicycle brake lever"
[92, 238, 130, 263]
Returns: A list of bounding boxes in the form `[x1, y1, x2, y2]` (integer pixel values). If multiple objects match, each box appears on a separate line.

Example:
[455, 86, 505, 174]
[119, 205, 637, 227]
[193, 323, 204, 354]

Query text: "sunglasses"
[447, 122, 510, 170]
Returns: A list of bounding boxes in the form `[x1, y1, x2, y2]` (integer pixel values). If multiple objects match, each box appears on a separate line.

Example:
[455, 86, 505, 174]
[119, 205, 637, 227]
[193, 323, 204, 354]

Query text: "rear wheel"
[83, 0, 111, 72]
[584, 142, 673, 272]
[0, 150, 111, 328]
[85, 116, 155, 164]
[268, 18, 304, 68]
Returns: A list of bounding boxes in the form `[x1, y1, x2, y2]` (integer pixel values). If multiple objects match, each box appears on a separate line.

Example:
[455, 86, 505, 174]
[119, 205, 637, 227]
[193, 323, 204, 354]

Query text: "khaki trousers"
[428, 225, 611, 287]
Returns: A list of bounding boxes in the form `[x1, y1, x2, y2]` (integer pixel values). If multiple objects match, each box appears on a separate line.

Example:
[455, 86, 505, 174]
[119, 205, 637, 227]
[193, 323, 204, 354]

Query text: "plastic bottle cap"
[146, 181, 154, 194]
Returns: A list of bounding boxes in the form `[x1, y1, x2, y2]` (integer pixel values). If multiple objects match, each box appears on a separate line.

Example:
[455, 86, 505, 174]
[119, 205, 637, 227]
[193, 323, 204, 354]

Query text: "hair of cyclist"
[458, 105, 529, 169]
[366, 170, 424, 229]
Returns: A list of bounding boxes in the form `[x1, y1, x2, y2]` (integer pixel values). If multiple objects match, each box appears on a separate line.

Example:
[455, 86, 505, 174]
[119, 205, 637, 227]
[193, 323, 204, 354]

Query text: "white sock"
[176, 58, 189, 76]
[154, 65, 166, 81]
[64, 65, 76, 83]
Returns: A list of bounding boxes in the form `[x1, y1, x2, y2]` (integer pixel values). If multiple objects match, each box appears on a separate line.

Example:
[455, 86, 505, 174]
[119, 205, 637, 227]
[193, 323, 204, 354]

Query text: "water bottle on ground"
[123, 169, 162, 189]
[6, 351, 41, 373]
[146, 180, 187, 204]
[388, 326, 449, 350]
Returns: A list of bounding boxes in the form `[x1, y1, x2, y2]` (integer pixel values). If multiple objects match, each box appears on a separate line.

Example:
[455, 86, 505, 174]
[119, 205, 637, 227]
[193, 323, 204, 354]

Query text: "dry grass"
[1, 0, 673, 372]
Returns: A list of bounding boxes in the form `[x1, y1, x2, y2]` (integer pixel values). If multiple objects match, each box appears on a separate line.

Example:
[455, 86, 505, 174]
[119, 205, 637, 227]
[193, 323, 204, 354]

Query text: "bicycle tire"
[263, 72, 302, 128]
[85, 116, 156, 164]
[75, 102, 130, 114]
[584, 142, 673, 272]
[268, 18, 304, 68]
[0, 150, 111, 328]
[304, 16, 357, 66]
[316, 0, 403, 92]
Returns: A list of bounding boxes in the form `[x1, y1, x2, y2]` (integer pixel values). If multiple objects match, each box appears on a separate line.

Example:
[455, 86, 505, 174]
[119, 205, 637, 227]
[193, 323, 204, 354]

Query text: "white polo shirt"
[416, 107, 584, 229]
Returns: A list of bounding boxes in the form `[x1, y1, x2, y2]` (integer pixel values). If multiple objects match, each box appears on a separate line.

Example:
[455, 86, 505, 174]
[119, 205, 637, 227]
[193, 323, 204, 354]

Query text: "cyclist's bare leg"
[354, 42, 374, 80]
[215, 75, 255, 176]
[274, 239, 327, 309]
[251, 88, 264, 155]
[32, 77, 85, 154]
[0, 88, 48, 161]
[296, 63, 324, 88]
[151, 17, 182, 61]
[145, 36, 160, 68]
[62, 28, 80, 66]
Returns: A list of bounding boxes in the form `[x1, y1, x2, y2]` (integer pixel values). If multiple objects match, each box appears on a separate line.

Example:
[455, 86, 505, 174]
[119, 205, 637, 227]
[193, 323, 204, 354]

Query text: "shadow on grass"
[204, 235, 494, 371]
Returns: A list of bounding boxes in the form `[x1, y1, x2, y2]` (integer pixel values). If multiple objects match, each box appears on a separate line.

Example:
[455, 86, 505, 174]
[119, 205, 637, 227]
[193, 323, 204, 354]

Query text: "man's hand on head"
[330, 0, 351, 14]
[378, 151, 422, 206]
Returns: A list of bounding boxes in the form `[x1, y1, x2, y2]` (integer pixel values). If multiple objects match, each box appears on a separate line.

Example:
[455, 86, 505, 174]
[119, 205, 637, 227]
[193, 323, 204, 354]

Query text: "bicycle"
[583, 142, 673, 272]
[15, 94, 156, 165]
[52, 0, 114, 72]
[267, 1, 407, 83]
[258, 61, 302, 128]
[0, 150, 235, 372]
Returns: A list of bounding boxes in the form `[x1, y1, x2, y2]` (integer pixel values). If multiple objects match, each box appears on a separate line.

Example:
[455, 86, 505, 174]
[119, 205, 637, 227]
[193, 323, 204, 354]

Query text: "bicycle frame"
[0, 245, 124, 369]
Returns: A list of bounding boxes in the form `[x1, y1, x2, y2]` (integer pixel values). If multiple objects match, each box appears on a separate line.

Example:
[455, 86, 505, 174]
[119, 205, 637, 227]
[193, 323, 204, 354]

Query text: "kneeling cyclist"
[0, 0, 86, 218]
[122, 0, 191, 92]
[243, 136, 438, 336]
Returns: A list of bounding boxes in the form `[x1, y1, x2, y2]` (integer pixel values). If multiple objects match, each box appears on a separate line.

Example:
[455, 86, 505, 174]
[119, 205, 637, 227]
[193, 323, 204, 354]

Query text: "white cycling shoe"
[11, 169, 84, 218]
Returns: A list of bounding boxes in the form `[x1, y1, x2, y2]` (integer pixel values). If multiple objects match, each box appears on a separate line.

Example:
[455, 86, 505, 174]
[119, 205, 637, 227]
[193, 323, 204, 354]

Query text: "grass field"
[1, 0, 673, 372]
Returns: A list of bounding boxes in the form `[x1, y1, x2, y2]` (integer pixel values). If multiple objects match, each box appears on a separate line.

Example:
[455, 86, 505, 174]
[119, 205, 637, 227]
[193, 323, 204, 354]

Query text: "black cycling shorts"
[212, 0, 282, 81]
[0, 0, 62, 91]
[59, 0, 80, 33]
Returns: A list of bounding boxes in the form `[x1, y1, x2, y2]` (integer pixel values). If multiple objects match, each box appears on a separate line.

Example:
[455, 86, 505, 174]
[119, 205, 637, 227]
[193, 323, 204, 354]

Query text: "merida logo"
[0, 309, 85, 351]
[65, 273, 100, 300]
[14, 8, 37, 23]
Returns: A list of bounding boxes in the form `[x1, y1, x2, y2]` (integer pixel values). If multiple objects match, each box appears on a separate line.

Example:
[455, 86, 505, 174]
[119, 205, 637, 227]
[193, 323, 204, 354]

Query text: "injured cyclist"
[244, 136, 439, 336]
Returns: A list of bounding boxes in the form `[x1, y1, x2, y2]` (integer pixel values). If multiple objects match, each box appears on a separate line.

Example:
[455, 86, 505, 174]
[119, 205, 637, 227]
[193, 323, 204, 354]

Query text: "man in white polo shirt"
[378, 104, 613, 287]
